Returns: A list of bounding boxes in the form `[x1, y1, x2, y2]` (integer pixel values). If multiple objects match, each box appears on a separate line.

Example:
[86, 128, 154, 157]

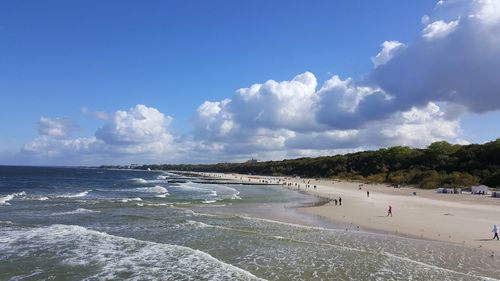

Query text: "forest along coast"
[131, 140, 500, 191]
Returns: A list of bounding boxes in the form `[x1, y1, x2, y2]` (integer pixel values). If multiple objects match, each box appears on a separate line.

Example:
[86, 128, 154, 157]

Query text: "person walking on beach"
[339, 197, 342, 206]
[493, 224, 499, 240]
[367, 191, 369, 198]
[387, 205, 392, 217]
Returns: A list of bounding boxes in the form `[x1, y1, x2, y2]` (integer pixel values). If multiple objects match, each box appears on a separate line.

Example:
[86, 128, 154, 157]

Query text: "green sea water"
[0, 166, 499, 280]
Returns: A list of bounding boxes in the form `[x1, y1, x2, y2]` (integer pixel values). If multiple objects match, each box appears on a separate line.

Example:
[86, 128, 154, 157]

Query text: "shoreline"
[194, 171, 500, 252]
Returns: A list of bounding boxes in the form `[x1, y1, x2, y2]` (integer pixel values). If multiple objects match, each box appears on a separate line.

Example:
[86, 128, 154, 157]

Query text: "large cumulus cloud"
[192, 70, 465, 160]
[371, 0, 500, 113]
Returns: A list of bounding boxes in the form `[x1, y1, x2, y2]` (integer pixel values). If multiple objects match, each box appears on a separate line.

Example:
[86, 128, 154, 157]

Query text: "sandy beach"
[200, 172, 500, 252]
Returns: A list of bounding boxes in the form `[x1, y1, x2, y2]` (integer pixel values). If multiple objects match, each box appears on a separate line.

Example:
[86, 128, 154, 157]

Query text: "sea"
[0, 166, 499, 281]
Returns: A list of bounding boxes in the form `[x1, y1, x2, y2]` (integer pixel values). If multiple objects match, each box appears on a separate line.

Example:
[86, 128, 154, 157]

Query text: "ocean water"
[0, 166, 499, 281]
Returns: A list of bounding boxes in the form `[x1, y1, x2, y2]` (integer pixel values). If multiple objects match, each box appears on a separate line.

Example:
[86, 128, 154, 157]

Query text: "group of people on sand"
[330, 196, 342, 206]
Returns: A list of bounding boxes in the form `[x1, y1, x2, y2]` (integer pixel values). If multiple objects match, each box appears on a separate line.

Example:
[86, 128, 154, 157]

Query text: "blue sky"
[1, 0, 499, 165]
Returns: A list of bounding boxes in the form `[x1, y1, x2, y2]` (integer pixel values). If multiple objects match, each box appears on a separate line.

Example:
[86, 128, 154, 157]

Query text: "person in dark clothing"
[339, 197, 342, 206]
[367, 191, 370, 198]
[387, 205, 392, 217]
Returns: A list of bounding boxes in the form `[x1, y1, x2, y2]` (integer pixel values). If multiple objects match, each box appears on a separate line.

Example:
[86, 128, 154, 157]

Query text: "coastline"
[195, 171, 500, 252]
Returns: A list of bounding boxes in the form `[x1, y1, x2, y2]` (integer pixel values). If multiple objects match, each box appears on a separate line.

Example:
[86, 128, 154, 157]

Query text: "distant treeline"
[102, 140, 500, 189]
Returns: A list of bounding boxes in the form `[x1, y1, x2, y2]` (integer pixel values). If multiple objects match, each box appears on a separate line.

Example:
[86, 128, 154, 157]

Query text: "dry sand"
[200, 172, 500, 252]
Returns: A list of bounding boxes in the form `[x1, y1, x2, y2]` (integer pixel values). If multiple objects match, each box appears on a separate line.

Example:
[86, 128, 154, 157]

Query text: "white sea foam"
[52, 208, 101, 216]
[0, 224, 265, 280]
[33, 196, 49, 201]
[0, 191, 27, 205]
[203, 200, 217, 204]
[9, 269, 44, 280]
[176, 181, 207, 192]
[120, 197, 143, 203]
[176, 182, 241, 201]
[139, 203, 172, 207]
[231, 191, 242, 200]
[185, 220, 213, 228]
[135, 185, 168, 194]
[56, 190, 91, 198]
[238, 217, 499, 280]
[130, 178, 148, 184]
[239, 216, 341, 232]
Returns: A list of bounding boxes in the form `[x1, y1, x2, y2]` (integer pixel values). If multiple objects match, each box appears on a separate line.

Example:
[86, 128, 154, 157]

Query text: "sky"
[1, 0, 500, 165]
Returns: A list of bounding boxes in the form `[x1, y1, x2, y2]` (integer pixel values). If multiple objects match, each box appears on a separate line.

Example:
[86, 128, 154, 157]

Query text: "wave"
[130, 177, 148, 184]
[135, 185, 168, 194]
[137, 203, 172, 207]
[175, 182, 241, 201]
[0, 191, 27, 205]
[120, 197, 143, 203]
[0, 224, 265, 280]
[56, 190, 91, 198]
[175, 181, 207, 192]
[52, 208, 101, 216]
[231, 191, 242, 200]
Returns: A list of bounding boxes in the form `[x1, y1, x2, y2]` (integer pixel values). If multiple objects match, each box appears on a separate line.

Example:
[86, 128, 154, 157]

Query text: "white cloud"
[192, 99, 234, 140]
[315, 75, 392, 129]
[191, 69, 464, 161]
[472, 0, 500, 24]
[95, 104, 173, 145]
[230, 72, 318, 132]
[371, 41, 406, 67]
[422, 19, 459, 40]
[37, 117, 75, 138]
[370, 103, 465, 147]
[22, 136, 100, 157]
[23, 105, 184, 164]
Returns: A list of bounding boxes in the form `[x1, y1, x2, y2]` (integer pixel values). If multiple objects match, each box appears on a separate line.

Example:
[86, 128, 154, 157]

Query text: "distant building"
[246, 158, 258, 164]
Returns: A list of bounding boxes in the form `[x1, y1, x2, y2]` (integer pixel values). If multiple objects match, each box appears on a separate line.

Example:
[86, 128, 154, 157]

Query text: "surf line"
[195, 216, 498, 280]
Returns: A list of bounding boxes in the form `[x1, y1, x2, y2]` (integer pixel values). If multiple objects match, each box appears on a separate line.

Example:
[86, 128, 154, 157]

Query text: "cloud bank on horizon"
[21, 0, 500, 164]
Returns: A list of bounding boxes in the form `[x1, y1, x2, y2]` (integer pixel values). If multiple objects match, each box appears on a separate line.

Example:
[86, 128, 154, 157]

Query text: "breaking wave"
[52, 208, 101, 216]
[0, 191, 26, 205]
[0, 224, 264, 281]
[56, 190, 91, 198]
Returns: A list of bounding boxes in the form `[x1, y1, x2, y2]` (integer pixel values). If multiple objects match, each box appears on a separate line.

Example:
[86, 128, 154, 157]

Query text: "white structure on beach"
[471, 185, 489, 194]
[436, 187, 461, 194]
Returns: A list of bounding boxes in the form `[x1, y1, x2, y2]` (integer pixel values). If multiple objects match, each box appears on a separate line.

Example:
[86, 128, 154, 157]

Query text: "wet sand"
[198, 172, 500, 252]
